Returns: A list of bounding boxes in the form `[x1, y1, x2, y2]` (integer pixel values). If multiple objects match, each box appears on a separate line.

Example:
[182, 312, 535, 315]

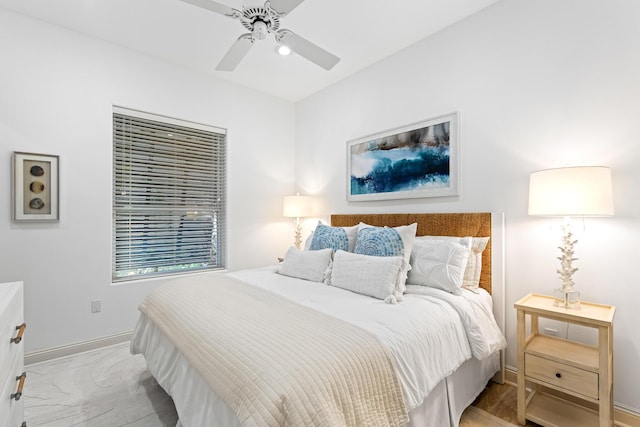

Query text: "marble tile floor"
[24, 343, 178, 426]
[23, 342, 525, 427]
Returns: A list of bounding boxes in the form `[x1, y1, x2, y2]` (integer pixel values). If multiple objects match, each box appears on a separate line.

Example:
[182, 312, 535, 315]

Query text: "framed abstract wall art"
[12, 152, 59, 221]
[347, 112, 459, 201]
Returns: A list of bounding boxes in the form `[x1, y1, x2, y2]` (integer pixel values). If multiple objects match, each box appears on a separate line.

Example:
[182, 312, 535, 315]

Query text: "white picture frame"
[347, 112, 459, 201]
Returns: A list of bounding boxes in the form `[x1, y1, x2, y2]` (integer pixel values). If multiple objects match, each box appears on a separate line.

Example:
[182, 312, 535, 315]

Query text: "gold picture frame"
[12, 151, 59, 222]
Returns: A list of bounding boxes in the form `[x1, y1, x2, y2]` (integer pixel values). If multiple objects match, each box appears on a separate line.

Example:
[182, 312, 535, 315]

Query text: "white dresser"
[0, 282, 26, 427]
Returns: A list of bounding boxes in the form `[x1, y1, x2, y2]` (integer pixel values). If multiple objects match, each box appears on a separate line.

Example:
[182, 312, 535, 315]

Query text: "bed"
[131, 212, 507, 427]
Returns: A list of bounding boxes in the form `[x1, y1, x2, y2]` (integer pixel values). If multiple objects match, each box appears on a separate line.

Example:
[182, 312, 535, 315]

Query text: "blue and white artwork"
[347, 113, 458, 201]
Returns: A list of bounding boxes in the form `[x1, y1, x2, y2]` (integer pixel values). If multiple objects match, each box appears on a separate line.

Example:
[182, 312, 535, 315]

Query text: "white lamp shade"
[282, 195, 313, 218]
[528, 166, 614, 216]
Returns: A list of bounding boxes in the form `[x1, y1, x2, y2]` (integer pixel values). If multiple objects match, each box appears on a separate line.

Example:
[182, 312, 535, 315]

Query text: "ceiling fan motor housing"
[241, 6, 281, 40]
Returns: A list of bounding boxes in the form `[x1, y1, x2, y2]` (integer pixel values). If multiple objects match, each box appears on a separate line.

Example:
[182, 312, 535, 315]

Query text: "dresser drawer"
[0, 284, 24, 383]
[0, 367, 26, 427]
[525, 353, 598, 399]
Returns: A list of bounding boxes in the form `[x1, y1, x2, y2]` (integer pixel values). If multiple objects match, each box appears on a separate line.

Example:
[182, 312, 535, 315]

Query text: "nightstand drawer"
[525, 353, 598, 399]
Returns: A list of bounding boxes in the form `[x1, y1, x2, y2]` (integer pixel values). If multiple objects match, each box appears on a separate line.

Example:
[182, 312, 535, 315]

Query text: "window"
[112, 107, 226, 282]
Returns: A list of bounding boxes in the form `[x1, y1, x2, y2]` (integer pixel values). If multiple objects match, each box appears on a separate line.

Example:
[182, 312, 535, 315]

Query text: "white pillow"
[407, 238, 471, 295]
[415, 235, 489, 290]
[354, 222, 417, 297]
[328, 250, 403, 302]
[278, 247, 333, 283]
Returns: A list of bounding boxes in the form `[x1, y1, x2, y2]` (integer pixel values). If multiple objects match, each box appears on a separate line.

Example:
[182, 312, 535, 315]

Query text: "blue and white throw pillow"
[310, 223, 349, 252]
[353, 227, 404, 257]
[309, 222, 358, 252]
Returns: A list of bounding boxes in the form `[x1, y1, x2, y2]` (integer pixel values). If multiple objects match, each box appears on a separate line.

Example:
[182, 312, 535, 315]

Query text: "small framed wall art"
[12, 152, 59, 221]
[347, 112, 459, 201]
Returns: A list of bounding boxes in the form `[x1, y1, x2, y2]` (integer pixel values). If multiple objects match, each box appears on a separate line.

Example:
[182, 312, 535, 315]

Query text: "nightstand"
[515, 293, 615, 427]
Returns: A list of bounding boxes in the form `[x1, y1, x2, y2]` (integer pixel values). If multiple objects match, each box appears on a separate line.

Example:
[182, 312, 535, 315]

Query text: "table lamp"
[283, 194, 313, 249]
[528, 166, 614, 308]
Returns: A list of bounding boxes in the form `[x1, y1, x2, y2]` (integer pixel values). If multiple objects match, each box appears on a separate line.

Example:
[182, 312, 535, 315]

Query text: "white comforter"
[229, 266, 506, 411]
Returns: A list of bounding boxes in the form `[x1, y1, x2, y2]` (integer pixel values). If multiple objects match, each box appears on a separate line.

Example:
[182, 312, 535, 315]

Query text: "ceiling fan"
[181, 0, 340, 71]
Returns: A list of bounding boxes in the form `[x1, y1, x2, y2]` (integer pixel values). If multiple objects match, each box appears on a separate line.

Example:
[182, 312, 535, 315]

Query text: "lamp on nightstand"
[528, 166, 614, 309]
[283, 194, 313, 250]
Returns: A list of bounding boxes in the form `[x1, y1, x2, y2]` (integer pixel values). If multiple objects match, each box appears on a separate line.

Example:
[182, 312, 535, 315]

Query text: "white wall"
[295, 0, 640, 412]
[0, 10, 296, 353]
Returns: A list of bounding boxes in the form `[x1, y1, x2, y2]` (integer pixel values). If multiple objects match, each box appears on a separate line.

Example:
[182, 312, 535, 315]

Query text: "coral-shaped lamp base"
[293, 217, 303, 250]
[553, 221, 581, 309]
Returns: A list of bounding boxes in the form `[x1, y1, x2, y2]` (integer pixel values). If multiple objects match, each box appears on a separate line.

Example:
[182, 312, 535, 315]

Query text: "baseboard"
[25, 331, 134, 366]
[504, 367, 640, 427]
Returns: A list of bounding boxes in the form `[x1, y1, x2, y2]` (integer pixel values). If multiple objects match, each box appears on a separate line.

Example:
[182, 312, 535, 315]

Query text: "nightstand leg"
[599, 325, 614, 426]
[517, 309, 526, 425]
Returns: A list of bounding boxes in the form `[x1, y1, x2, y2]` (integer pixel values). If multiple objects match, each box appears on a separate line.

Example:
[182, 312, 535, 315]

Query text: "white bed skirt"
[131, 313, 500, 427]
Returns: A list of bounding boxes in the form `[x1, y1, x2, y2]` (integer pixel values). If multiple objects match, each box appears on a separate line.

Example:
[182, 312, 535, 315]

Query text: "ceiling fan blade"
[269, 0, 305, 15]
[279, 31, 340, 70]
[215, 35, 254, 71]
[180, 0, 237, 17]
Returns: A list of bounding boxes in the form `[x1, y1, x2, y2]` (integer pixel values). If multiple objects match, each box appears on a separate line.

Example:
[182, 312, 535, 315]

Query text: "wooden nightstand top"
[514, 293, 615, 326]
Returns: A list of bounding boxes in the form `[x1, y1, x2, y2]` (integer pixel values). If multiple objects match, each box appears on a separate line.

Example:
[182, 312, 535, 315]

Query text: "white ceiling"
[0, 0, 499, 101]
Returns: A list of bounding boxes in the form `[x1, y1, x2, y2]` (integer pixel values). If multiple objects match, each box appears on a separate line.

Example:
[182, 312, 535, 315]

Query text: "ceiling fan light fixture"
[252, 20, 269, 40]
[277, 45, 291, 55]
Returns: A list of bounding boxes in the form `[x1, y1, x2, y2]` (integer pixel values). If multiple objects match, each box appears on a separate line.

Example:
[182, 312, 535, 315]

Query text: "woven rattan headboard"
[330, 213, 492, 294]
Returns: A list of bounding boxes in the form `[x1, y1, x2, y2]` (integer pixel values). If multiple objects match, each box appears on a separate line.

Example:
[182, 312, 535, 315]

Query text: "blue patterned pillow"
[310, 224, 350, 252]
[353, 227, 404, 257]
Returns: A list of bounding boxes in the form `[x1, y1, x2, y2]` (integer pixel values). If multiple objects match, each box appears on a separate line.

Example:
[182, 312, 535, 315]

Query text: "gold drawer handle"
[11, 323, 26, 344]
[11, 372, 26, 401]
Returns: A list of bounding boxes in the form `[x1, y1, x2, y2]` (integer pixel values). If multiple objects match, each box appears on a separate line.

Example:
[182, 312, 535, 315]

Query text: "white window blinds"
[112, 107, 226, 282]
